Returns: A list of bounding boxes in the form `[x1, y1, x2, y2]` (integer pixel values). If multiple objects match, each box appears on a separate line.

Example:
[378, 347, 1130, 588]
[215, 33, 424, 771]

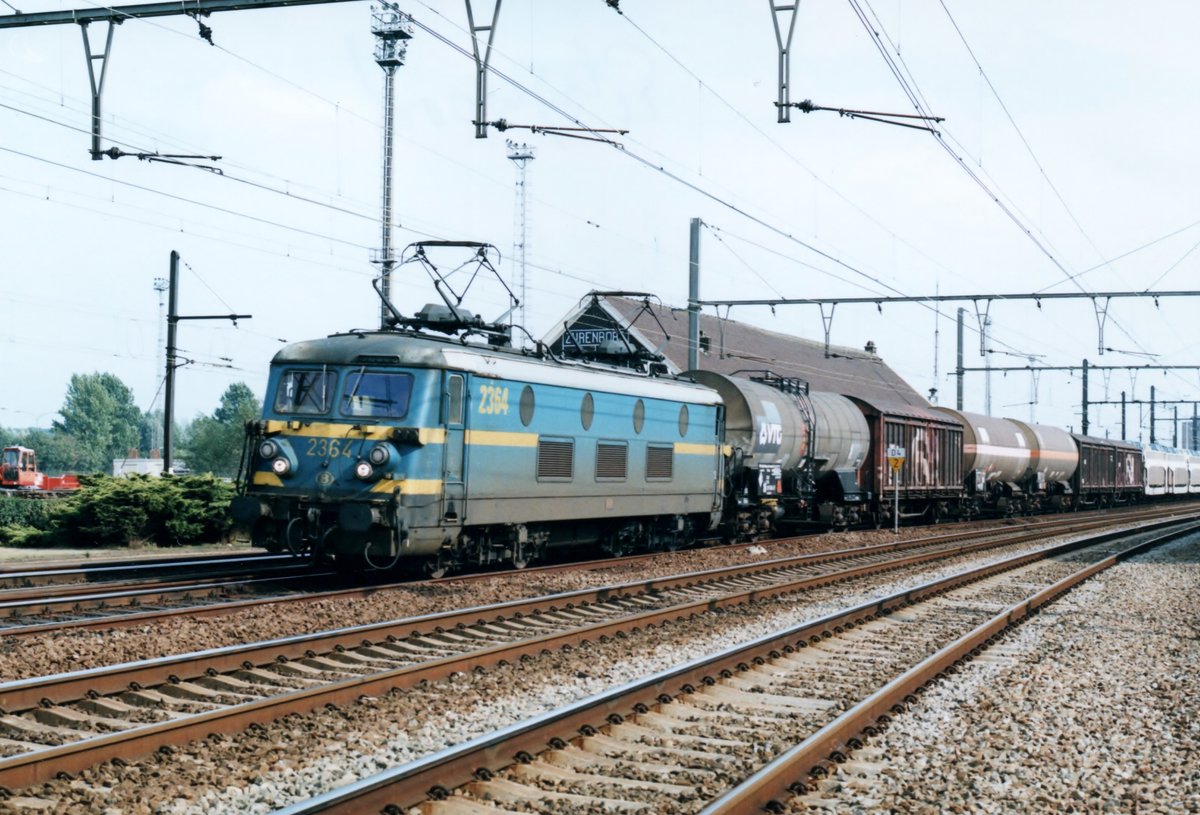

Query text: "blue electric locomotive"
[232, 311, 724, 574]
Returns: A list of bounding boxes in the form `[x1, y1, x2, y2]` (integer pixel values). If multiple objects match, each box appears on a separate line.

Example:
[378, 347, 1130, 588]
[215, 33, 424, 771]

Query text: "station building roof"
[543, 294, 930, 409]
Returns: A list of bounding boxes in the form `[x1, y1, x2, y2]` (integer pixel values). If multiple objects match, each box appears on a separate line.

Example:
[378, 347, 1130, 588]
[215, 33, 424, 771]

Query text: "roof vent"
[864, 340, 877, 355]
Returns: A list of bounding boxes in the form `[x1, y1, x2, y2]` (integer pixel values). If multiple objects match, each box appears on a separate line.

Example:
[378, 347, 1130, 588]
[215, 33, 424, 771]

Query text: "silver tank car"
[933, 408, 1030, 485]
[687, 371, 812, 536]
[1009, 419, 1079, 486]
[808, 391, 870, 478]
[688, 371, 810, 474]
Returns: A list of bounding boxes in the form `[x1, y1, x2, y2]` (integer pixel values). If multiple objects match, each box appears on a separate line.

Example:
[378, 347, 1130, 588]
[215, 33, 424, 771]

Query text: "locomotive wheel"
[285, 517, 310, 557]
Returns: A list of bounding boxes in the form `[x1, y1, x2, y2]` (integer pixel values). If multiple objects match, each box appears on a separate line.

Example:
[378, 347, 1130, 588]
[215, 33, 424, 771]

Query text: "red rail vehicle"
[0, 446, 80, 494]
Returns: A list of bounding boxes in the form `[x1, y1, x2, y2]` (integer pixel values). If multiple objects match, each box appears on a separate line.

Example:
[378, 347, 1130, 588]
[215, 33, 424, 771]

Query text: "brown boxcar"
[1072, 434, 1144, 507]
[849, 397, 964, 524]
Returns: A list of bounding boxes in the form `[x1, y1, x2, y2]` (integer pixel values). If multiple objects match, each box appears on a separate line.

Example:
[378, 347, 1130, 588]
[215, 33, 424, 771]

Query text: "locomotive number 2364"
[478, 385, 510, 415]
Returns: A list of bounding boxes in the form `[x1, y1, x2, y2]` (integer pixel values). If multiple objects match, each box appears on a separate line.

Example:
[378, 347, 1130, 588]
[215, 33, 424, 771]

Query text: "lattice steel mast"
[506, 140, 535, 342]
[370, 3, 412, 329]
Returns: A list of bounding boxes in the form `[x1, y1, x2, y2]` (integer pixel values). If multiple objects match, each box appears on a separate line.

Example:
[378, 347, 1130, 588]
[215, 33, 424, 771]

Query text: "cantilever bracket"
[1092, 296, 1111, 355]
[971, 298, 993, 357]
[819, 302, 836, 358]
[81, 20, 119, 160]
[770, 2, 800, 123]
[464, 0, 502, 139]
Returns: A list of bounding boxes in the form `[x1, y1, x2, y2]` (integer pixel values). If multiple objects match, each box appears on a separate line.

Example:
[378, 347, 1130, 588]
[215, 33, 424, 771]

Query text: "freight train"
[230, 261, 1199, 574]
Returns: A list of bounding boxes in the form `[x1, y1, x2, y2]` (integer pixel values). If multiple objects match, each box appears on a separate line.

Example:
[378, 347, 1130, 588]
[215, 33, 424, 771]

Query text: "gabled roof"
[543, 294, 930, 408]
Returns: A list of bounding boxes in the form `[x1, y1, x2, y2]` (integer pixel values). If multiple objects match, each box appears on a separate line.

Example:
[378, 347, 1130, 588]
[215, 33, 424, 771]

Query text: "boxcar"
[1072, 434, 1144, 507]
[850, 397, 964, 524]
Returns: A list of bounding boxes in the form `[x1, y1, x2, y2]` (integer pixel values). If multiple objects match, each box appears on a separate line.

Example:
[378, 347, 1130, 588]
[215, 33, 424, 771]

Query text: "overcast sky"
[2, 1, 1198, 445]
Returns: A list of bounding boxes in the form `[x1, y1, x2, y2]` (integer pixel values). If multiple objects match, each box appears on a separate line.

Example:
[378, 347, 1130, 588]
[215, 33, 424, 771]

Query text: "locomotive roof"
[272, 330, 722, 405]
[548, 296, 931, 409]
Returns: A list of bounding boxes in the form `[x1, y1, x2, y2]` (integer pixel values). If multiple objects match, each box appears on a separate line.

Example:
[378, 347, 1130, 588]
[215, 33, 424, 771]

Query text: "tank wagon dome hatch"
[543, 293, 929, 408]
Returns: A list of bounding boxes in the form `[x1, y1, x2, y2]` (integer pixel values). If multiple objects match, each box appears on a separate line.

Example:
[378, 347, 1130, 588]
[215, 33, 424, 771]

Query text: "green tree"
[183, 383, 261, 477]
[55, 373, 142, 473]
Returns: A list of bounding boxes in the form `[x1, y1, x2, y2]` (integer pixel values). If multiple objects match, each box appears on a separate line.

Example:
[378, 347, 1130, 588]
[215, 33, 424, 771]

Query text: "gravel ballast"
[2, 528, 1188, 814]
[0, 521, 1048, 682]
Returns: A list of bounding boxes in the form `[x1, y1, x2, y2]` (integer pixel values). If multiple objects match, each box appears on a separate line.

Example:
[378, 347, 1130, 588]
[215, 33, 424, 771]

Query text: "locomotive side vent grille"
[596, 442, 628, 481]
[646, 444, 674, 481]
[537, 438, 574, 480]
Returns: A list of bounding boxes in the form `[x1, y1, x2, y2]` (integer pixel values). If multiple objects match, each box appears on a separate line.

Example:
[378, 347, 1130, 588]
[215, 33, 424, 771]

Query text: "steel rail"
[199, 518, 1198, 813]
[3, 503, 1184, 638]
[2, 515, 1187, 792]
[699, 522, 1200, 813]
[0, 572, 333, 622]
[0, 551, 306, 589]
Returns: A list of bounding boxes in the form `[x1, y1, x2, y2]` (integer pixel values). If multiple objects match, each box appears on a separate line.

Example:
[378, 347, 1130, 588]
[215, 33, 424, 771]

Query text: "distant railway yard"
[0, 505, 1195, 814]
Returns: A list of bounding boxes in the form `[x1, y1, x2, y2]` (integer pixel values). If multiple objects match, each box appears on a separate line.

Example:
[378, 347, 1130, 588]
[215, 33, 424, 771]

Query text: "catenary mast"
[371, 3, 412, 329]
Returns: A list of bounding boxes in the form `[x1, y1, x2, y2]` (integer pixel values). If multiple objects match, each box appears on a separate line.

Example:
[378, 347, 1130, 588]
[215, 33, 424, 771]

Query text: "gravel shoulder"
[787, 534, 1200, 814]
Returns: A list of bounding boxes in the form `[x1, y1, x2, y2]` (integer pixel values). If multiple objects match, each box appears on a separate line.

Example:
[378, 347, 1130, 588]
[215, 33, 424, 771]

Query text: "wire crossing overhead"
[693, 290, 1200, 359]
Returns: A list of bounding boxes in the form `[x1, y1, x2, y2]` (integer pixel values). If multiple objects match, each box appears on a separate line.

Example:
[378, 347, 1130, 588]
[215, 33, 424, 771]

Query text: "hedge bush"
[0, 475, 236, 548]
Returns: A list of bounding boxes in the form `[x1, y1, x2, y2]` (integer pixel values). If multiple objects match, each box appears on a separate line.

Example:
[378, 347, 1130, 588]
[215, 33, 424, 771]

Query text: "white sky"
[2, 1, 1198, 444]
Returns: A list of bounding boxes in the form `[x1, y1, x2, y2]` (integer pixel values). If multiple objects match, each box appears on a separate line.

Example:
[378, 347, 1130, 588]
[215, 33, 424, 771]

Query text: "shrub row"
[0, 475, 235, 549]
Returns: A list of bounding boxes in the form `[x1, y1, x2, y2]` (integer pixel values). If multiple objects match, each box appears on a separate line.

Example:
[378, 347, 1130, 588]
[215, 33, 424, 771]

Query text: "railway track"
[269, 518, 1200, 815]
[0, 551, 309, 591]
[0, 510, 1192, 794]
[1, 504, 1189, 637]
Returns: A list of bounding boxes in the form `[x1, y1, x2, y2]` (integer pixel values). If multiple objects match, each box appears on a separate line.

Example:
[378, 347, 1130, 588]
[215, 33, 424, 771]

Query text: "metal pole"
[163, 250, 179, 474]
[1150, 385, 1156, 445]
[688, 218, 701, 371]
[1173, 406, 1178, 447]
[378, 63, 396, 328]
[1081, 358, 1089, 435]
[1193, 402, 1198, 450]
[955, 307, 964, 410]
[893, 469, 899, 535]
[1121, 391, 1126, 441]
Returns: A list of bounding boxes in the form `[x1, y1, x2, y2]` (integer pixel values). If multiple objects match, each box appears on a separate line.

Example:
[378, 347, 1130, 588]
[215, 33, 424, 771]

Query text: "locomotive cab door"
[442, 373, 467, 523]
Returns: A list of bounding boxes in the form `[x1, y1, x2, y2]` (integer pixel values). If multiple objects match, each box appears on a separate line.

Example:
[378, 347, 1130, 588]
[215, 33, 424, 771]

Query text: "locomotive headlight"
[258, 439, 279, 460]
[367, 443, 393, 467]
[271, 456, 292, 476]
[354, 460, 375, 481]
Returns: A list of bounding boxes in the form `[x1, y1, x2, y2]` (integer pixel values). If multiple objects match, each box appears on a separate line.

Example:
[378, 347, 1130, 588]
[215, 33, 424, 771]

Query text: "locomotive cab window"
[340, 371, 414, 419]
[274, 369, 337, 415]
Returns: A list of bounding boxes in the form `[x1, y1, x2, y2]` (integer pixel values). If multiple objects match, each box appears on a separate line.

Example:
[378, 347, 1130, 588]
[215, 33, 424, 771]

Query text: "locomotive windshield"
[274, 369, 337, 415]
[1, 449, 17, 468]
[340, 371, 414, 419]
